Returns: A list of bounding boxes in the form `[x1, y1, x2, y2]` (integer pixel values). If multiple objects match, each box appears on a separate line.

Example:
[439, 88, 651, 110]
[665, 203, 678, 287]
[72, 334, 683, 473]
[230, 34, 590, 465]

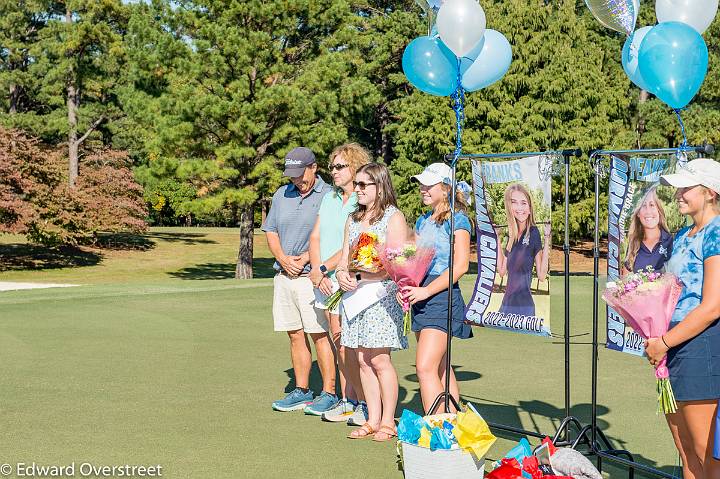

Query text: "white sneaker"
[321, 399, 356, 422]
[347, 401, 368, 426]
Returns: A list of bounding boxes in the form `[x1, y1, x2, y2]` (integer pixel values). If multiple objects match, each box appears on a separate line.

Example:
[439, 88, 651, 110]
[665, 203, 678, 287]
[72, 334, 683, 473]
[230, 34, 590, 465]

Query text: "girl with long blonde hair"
[497, 183, 551, 316]
[646, 159, 720, 478]
[401, 163, 473, 414]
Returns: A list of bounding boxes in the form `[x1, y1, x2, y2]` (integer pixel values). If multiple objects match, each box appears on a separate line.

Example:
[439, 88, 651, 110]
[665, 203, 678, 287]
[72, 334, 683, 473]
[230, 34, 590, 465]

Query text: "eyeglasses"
[353, 181, 376, 190]
[329, 163, 348, 171]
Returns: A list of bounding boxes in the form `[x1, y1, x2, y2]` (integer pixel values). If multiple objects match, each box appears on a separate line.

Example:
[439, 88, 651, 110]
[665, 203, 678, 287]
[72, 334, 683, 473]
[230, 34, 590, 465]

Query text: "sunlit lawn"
[0, 228, 680, 478]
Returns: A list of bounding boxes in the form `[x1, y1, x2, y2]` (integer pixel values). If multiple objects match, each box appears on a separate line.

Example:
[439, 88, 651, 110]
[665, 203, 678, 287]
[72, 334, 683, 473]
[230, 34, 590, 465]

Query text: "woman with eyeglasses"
[335, 163, 408, 442]
[308, 143, 370, 423]
[400, 163, 473, 414]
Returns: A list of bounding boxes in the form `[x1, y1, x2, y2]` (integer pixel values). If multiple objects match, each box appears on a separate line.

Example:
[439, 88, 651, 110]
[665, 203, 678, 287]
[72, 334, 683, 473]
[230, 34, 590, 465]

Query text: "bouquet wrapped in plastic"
[602, 267, 683, 414]
[325, 231, 382, 311]
[379, 233, 435, 336]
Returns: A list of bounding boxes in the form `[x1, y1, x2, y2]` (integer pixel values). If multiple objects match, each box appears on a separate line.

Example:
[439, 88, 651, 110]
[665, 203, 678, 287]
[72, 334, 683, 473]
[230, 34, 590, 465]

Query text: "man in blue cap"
[262, 147, 338, 414]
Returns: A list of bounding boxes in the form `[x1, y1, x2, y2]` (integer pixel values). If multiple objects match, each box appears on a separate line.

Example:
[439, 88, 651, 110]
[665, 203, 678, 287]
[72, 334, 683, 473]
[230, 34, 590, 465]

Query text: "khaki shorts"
[273, 274, 329, 333]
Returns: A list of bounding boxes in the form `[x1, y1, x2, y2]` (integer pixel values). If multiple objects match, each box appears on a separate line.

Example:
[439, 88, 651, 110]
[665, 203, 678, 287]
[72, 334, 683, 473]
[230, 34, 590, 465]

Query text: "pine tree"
[0, 0, 129, 186]
[124, 0, 364, 278]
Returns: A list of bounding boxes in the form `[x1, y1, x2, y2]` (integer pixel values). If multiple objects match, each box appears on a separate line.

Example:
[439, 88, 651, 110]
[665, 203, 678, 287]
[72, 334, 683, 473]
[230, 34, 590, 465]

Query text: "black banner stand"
[583, 145, 714, 479]
[430, 148, 588, 447]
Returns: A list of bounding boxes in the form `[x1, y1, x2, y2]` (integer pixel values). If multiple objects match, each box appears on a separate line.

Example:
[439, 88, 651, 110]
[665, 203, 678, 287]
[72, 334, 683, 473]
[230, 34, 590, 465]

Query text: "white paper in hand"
[341, 280, 390, 320]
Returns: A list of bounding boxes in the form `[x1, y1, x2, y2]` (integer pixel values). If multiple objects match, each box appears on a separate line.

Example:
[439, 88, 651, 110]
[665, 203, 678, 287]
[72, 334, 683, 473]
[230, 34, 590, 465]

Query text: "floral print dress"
[340, 206, 408, 350]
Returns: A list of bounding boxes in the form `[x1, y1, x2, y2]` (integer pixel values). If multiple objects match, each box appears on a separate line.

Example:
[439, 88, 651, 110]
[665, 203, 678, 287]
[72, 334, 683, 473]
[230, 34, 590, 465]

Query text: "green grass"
[0, 228, 275, 284]
[0, 229, 681, 478]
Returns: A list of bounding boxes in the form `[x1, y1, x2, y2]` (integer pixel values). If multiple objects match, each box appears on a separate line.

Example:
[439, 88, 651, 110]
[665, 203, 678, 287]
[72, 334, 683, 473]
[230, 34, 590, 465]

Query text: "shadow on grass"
[399, 364, 482, 416]
[283, 362, 325, 394]
[0, 243, 102, 271]
[168, 258, 276, 280]
[145, 231, 217, 245]
[95, 232, 155, 250]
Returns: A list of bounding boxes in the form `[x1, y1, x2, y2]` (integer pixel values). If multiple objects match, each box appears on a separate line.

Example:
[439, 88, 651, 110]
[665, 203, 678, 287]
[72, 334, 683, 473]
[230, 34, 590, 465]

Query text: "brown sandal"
[372, 424, 397, 442]
[347, 422, 375, 439]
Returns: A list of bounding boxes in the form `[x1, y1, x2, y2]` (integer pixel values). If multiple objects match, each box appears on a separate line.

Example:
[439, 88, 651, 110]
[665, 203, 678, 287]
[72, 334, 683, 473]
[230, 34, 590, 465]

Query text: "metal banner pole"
[564, 152, 571, 441]
[442, 148, 586, 446]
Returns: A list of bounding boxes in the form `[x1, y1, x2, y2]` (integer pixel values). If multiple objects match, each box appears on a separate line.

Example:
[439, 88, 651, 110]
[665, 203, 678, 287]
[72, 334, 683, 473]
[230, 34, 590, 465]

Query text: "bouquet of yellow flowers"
[325, 232, 382, 310]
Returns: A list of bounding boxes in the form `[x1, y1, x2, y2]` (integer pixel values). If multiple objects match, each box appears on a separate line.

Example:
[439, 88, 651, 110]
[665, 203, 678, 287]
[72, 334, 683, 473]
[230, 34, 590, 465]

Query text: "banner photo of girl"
[466, 156, 552, 336]
[606, 155, 687, 356]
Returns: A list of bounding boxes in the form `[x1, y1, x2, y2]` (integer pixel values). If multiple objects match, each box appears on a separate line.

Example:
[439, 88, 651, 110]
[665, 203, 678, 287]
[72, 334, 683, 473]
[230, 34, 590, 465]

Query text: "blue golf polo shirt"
[262, 176, 331, 274]
[628, 229, 674, 273]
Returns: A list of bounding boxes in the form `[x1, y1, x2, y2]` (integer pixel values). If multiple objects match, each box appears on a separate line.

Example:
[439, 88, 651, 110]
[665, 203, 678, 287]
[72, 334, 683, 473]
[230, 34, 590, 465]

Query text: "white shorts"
[313, 277, 341, 315]
[273, 274, 329, 333]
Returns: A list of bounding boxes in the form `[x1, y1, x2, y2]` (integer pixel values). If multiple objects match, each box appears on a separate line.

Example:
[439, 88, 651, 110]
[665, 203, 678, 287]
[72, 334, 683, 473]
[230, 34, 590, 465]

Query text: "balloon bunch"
[404, 0, 512, 96]
[403, 0, 512, 162]
[586, 0, 716, 144]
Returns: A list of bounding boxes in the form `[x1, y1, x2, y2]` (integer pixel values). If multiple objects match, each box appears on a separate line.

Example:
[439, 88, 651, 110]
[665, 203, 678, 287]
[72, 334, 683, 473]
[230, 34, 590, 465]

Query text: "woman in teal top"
[646, 159, 720, 479]
[307, 143, 370, 420]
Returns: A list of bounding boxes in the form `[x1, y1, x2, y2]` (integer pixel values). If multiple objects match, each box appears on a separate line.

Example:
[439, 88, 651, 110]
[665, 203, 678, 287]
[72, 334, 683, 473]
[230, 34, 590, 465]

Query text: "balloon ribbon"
[450, 59, 465, 167]
[673, 108, 688, 149]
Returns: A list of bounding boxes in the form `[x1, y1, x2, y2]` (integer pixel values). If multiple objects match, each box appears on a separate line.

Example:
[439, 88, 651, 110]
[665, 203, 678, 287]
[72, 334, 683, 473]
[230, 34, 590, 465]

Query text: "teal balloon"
[621, 26, 652, 91]
[402, 36, 459, 96]
[460, 30, 512, 92]
[638, 21, 708, 109]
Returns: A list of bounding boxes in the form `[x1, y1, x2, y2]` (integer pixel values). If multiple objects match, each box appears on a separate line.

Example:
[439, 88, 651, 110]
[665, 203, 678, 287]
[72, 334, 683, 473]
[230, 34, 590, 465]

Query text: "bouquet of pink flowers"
[379, 239, 435, 336]
[602, 267, 683, 414]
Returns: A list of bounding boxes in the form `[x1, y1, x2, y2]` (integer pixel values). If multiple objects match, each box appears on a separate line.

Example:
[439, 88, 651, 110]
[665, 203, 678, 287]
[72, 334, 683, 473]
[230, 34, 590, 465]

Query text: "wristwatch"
[319, 264, 328, 275]
[355, 272, 362, 281]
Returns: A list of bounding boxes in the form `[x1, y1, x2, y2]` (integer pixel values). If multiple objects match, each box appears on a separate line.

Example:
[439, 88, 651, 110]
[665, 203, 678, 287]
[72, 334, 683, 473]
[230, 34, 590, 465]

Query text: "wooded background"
[1, 0, 718, 278]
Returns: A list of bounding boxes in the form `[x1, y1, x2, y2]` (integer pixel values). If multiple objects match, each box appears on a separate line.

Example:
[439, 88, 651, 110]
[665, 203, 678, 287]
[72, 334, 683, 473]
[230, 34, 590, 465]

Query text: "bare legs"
[327, 311, 364, 401]
[415, 329, 459, 414]
[287, 329, 311, 389]
[352, 347, 398, 439]
[666, 400, 720, 479]
[286, 329, 336, 394]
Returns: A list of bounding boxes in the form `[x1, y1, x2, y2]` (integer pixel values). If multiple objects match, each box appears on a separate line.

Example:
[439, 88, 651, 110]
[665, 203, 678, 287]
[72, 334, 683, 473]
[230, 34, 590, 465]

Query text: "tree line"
[1, 0, 718, 278]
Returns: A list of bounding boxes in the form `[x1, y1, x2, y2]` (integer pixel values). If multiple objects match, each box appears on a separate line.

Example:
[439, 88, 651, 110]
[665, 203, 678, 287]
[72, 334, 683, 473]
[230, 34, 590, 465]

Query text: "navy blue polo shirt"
[262, 176, 331, 273]
[629, 229, 674, 273]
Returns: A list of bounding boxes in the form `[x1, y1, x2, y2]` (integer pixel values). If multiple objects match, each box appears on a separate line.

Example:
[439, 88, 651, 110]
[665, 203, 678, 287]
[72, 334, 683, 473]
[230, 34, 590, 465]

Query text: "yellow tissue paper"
[453, 408, 496, 459]
[417, 426, 432, 448]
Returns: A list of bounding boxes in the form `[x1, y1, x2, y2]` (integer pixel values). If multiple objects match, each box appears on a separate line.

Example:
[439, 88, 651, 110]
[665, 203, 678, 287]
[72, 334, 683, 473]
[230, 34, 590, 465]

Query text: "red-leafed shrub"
[0, 128, 148, 246]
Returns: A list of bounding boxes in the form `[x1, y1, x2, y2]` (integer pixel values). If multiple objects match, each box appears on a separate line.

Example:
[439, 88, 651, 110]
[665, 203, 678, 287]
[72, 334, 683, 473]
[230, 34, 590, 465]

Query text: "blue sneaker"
[304, 391, 339, 416]
[272, 388, 313, 412]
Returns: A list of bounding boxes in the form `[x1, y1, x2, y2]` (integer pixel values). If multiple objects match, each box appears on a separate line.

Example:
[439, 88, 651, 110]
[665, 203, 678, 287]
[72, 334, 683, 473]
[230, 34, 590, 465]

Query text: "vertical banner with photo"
[466, 156, 552, 336]
[605, 155, 685, 355]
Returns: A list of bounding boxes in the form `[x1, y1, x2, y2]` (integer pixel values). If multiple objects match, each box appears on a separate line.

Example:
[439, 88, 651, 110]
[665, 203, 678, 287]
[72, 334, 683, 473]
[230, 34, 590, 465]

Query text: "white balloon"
[436, 0, 486, 58]
[656, 0, 719, 34]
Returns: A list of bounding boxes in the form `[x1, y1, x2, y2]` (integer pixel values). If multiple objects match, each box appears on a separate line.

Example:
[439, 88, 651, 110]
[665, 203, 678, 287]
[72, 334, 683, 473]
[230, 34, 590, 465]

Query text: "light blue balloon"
[460, 30, 512, 92]
[459, 36, 485, 75]
[621, 26, 652, 91]
[402, 36, 459, 97]
[638, 21, 708, 109]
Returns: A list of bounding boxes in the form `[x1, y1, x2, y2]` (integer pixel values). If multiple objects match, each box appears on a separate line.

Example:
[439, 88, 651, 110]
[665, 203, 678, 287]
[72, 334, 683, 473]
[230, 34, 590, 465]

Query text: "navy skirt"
[667, 319, 720, 401]
[411, 275, 473, 339]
